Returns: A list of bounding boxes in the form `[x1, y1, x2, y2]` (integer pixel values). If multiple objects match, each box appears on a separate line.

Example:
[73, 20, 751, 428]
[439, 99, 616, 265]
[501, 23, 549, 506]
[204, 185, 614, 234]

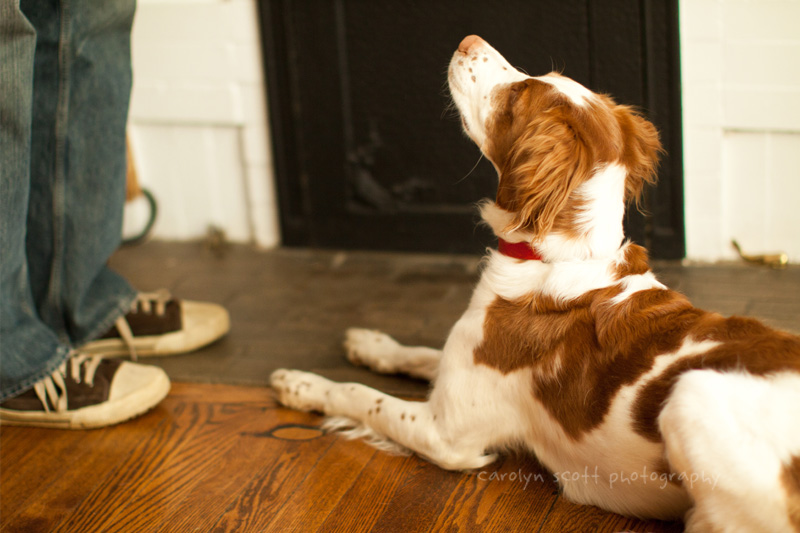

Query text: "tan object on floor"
[732, 240, 788, 269]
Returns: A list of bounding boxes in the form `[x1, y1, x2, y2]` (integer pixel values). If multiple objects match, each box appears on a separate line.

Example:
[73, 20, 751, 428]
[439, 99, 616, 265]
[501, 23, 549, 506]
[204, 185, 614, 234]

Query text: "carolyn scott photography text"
[478, 466, 721, 491]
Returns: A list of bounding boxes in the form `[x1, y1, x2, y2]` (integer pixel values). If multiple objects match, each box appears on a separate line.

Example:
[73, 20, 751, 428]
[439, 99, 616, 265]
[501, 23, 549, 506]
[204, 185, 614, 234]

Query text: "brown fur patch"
[484, 76, 662, 243]
[473, 267, 714, 439]
[633, 321, 800, 441]
[613, 104, 662, 204]
[489, 80, 595, 241]
[783, 455, 800, 532]
[477, 268, 800, 442]
[614, 243, 651, 279]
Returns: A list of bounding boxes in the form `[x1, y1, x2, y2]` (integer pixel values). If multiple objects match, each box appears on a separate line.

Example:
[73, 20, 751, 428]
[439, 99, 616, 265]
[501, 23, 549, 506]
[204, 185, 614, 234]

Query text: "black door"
[259, 0, 684, 258]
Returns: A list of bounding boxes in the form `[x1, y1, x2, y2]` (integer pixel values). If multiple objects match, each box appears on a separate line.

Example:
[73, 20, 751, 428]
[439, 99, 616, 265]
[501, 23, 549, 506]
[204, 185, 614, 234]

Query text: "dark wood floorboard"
[0, 383, 683, 533]
[106, 242, 800, 398]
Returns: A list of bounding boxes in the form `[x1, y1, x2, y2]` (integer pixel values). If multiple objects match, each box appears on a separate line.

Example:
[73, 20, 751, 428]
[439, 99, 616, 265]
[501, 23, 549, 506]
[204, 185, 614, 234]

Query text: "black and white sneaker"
[0, 352, 170, 429]
[82, 289, 230, 358]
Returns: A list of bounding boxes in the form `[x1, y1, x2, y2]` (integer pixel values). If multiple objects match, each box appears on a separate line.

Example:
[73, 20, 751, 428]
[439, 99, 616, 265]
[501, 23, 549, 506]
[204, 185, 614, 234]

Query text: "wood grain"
[0, 382, 684, 532]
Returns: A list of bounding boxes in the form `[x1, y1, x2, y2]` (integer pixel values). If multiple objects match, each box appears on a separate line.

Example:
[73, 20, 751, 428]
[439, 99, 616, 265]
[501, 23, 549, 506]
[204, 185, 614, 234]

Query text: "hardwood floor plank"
[428, 455, 558, 532]
[2, 384, 285, 531]
[152, 406, 332, 531]
[317, 450, 425, 532]
[166, 410, 332, 532]
[1, 410, 166, 533]
[83, 393, 281, 532]
[364, 456, 496, 532]
[0, 427, 87, 529]
[0, 382, 685, 532]
[164, 382, 274, 405]
[539, 493, 684, 533]
[48, 401, 207, 533]
[207, 441, 332, 532]
[259, 438, 378, 532]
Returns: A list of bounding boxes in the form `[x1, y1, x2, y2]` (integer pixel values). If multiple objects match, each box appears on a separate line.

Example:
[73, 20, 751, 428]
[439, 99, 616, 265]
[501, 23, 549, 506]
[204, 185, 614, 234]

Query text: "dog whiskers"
[455, 153, 485, 184]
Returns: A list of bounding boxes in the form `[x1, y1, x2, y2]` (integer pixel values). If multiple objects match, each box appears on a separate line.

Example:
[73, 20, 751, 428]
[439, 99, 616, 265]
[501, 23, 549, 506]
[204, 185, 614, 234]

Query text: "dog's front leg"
[270, 369, 498, 471]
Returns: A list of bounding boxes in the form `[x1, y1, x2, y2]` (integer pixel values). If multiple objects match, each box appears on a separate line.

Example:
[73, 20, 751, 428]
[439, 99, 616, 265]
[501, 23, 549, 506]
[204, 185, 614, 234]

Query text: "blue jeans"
[0, 0, 138, 400]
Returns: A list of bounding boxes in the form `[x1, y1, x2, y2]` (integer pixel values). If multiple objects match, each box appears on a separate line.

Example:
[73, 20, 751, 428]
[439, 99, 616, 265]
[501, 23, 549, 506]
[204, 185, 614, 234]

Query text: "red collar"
[498, 238, 543, 261]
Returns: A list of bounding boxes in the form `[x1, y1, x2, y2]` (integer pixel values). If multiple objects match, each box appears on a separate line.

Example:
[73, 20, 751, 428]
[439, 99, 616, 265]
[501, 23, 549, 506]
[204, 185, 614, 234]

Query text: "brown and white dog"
[271, 35, 800, 531]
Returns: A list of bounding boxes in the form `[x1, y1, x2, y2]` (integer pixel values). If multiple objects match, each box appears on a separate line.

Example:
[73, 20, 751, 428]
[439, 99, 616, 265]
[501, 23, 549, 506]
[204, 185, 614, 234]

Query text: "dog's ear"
[495, 107, 594, 241]
[615, 105, 662, 205]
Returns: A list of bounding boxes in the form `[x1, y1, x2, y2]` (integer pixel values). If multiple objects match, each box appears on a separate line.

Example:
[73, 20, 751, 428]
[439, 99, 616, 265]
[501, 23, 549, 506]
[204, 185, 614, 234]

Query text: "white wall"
[127, 0, 279, 248]
[681, 0, 800, 262]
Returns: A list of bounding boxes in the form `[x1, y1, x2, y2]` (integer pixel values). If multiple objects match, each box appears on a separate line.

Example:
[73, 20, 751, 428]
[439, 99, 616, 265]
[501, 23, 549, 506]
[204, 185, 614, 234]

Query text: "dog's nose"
[458, 35, 484, 54]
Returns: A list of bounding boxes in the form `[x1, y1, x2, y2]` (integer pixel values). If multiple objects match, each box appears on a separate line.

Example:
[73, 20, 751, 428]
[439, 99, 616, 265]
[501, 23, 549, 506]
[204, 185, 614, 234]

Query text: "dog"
[271, 35, 800, 532]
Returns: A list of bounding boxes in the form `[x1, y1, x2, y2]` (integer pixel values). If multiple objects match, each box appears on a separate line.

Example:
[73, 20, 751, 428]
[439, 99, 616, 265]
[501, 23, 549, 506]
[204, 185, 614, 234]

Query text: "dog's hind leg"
[344, 328, 442, 381]
[659, 370, 800, 533]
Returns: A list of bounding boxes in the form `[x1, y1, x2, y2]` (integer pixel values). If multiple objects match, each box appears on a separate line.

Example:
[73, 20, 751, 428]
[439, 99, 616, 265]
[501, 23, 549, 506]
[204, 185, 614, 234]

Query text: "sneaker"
[82, 289, 230, 358]
[0, 352, 170, 429]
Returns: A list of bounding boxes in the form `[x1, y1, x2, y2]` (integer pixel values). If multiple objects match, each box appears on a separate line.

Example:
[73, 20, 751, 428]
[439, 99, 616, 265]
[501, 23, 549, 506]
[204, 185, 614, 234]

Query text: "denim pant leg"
[24, 0, 138, 348]
[0, 0, 69, 400]
[0, 0, 138, 400]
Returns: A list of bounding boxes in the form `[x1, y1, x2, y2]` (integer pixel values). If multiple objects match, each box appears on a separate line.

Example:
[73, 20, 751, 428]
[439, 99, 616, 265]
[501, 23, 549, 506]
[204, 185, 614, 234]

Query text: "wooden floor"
[1, 382, 682, 533]
[5, 242, 798, 532]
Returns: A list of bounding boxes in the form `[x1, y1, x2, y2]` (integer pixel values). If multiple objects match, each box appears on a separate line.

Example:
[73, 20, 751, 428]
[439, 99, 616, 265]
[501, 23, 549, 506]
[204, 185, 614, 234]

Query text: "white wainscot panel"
[128, 124, 251, 242]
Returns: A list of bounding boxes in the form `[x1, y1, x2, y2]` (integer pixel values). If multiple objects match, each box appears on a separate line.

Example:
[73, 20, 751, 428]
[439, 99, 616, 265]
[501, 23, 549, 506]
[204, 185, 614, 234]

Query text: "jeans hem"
[0, 344, 72, 402]
[0, 287, 137, 402]
[71, 288, 138, 348]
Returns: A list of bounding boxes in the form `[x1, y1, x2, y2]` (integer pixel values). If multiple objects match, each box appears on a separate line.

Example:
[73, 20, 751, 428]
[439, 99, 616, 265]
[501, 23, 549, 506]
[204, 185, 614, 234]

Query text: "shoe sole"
[0, 370, 171, 430]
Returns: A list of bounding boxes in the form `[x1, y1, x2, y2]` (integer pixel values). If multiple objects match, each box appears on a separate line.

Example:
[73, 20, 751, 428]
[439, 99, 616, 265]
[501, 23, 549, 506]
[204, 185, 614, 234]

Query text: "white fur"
[611, 272, 666, 304]
[447, 36, 527, 150]
[271, 36, 800, 531]
[661, 371, 800, 532]
[480, 163, 630, 263]
[535, 73, 594, 106]
[448, 36, 594, 154]
[571, 163, 627, 258]
[478, 200, 535, 245]
[529, 162, 629, 262]
[480, 249, 615, 304]
[344, 328, 441, 381]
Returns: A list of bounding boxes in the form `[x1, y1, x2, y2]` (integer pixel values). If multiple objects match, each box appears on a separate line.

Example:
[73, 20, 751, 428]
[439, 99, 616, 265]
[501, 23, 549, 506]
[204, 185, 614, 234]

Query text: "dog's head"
[448, 35, 662, 250]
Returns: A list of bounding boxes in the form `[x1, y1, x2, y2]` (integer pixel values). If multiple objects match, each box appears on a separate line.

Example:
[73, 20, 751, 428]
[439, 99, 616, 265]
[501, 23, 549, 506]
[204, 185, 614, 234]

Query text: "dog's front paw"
[270, 369, 332, 413]
[344, 328, 401, 373]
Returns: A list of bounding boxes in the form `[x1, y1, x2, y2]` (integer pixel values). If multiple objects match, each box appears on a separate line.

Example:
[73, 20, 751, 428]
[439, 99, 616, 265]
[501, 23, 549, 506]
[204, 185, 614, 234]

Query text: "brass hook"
[731, 240, 788, 269]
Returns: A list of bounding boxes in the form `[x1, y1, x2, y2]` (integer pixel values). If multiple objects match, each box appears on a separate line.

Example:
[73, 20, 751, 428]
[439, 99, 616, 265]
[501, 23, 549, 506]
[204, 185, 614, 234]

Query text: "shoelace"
[134, 289, 171, 316]
[112, 289, 173, 361]
[33, 353, 104, 413]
